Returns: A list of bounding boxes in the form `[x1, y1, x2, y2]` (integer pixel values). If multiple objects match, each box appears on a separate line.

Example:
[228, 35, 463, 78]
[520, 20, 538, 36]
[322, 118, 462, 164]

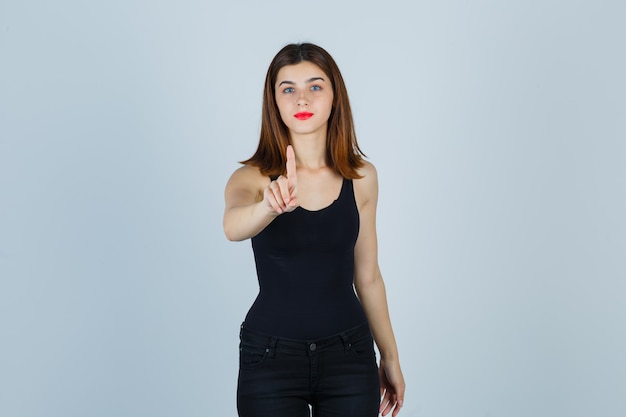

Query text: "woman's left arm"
[353, 162, 406, 417]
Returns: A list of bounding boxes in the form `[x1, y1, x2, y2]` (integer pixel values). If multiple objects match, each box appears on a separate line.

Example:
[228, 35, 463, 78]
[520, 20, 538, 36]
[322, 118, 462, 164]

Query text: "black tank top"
[244, 178, 368, 339]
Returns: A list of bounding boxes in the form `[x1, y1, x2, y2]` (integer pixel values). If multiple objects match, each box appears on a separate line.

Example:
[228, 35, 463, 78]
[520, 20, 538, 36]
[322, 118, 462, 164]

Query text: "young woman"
[224, 42, 405, 417]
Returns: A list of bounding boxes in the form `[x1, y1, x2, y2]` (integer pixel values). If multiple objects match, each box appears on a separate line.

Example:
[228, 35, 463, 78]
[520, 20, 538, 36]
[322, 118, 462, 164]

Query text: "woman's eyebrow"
[278, 77, 326, 87]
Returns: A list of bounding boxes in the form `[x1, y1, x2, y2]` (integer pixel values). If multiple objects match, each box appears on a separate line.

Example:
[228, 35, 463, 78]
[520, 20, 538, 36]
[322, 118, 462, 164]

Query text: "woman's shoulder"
[353, 160, 378, 206]
[354, 160, 378, 185]
[226, 164, 269, 195]
[229, 163, 265, 179]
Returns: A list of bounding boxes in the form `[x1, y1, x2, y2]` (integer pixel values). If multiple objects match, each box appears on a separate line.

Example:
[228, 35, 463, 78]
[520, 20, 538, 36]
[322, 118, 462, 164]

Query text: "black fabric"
[237, 321, 380, 417]
[245, 178, 367, 340]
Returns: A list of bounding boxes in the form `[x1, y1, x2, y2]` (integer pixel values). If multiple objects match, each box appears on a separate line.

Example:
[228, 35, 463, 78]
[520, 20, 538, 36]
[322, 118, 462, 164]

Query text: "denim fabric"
[237, 321, 380, 417]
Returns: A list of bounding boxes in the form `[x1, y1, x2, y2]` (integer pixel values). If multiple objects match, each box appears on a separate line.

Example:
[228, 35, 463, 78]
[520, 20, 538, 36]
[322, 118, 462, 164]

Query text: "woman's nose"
[296, 90, 309, 106]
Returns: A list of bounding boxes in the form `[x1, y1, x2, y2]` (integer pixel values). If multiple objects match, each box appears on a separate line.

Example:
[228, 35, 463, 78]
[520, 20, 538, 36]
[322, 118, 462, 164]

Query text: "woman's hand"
[263, 145, 298, 214]
[379, 357, 405, 417]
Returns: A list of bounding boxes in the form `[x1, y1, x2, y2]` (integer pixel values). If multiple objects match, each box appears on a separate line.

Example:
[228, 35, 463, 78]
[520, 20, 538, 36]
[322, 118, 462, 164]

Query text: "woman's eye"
[284, 87, 295, 93]
[310, 85, 321, 91]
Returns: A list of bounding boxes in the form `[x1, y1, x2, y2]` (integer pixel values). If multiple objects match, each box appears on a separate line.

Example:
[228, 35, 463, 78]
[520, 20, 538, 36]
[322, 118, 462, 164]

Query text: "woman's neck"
[290, 132, 328, 170]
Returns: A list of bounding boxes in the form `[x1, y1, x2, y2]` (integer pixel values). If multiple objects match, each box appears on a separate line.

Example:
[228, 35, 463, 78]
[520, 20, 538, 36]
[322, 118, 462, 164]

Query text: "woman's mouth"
[294, 112, 314, 120]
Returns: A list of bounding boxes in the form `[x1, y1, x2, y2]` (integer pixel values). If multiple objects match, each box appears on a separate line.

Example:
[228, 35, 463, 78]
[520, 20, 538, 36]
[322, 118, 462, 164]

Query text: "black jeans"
[237, 321, 380, 417]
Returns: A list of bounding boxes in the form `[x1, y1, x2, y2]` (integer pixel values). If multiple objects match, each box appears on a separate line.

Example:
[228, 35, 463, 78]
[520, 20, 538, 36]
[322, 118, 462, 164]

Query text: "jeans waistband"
[239, 321, 372, 356]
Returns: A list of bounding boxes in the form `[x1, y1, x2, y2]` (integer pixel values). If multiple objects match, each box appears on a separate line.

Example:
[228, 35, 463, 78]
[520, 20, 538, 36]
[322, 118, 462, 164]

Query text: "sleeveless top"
[244, 178, 368, 339]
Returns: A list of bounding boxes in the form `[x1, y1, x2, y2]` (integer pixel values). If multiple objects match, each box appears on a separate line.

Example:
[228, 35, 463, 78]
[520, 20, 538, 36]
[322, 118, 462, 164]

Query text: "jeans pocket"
[240, 345, 269, 368]
[347, 334, 376, 362]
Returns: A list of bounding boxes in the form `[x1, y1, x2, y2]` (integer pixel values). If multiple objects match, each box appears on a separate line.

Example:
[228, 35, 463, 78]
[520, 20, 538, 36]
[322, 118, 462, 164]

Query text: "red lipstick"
[294, 112, 314, 120]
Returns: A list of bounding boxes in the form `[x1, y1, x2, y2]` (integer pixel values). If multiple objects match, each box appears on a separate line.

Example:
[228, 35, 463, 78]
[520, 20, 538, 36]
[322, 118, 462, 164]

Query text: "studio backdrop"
[1, 1, 625, 416]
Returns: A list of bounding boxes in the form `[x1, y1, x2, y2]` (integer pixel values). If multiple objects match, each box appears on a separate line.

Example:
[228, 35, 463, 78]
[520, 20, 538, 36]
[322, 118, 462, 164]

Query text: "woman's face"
[274, 61, 334, 138]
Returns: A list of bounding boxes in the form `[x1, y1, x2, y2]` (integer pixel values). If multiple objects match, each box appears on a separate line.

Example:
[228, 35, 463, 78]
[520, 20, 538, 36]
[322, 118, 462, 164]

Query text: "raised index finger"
[286, 145, 297, 188]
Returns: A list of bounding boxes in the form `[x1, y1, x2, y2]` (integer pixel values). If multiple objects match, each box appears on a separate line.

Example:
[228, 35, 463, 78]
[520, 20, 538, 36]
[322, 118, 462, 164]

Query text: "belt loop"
[340, 333, 351, 351]
[267, 336, 278, 358]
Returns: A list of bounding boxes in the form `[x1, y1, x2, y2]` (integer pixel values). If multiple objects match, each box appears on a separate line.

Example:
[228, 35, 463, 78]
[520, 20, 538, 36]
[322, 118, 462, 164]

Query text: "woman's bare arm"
[353, 161, 405, 416]
[223, 146, 298, 241]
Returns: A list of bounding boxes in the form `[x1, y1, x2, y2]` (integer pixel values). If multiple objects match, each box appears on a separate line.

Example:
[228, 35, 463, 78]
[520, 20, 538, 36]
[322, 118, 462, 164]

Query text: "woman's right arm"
[223, 165, 277, 242]
[224, 148, 298, 241]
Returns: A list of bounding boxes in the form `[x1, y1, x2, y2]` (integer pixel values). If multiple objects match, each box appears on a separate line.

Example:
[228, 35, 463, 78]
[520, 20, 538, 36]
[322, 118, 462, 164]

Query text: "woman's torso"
[244, 177, 367, 339]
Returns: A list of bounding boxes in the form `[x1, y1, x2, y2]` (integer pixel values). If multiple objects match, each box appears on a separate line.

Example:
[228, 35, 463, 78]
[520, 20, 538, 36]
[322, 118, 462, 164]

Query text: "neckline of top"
[296, 178, 346, 213]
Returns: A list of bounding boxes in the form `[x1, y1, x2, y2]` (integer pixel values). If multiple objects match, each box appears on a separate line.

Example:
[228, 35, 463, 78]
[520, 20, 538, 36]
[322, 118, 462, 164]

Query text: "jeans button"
[309, 343, 317, 352]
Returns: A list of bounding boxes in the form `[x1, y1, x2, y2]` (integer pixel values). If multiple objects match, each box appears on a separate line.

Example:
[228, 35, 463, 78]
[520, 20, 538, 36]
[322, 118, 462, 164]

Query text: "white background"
[1, 1, 625, 416]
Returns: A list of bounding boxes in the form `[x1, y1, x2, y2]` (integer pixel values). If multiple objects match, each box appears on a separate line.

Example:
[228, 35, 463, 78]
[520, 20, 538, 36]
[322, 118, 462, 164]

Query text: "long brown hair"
[241, 43, 365, 179]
